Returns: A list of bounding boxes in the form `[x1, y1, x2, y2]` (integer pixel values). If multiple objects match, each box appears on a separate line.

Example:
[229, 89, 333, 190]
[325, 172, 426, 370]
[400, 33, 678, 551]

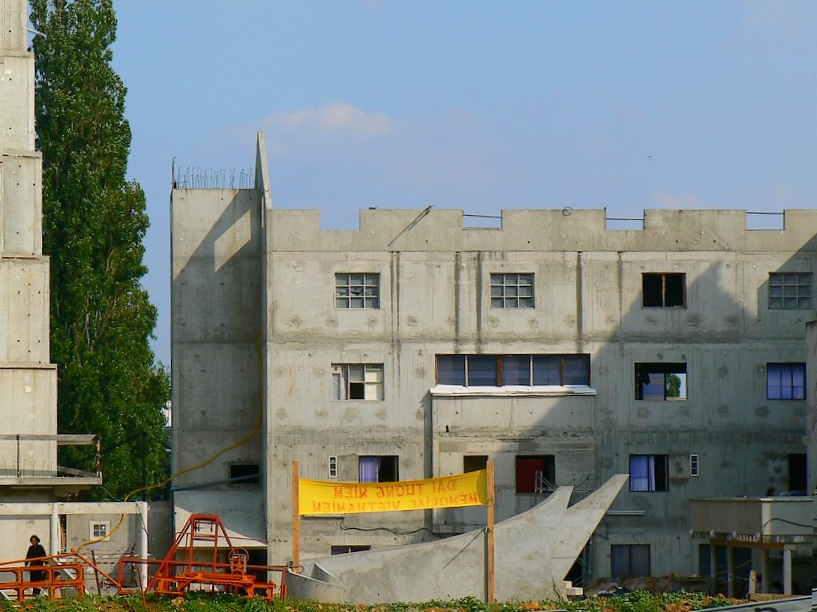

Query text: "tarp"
[300, 470, 487, 515]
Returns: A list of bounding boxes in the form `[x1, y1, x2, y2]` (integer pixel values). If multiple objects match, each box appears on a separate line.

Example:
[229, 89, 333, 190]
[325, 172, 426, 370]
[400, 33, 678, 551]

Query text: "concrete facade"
[0, 0, 100, 562]
[171, 134, 816, 589]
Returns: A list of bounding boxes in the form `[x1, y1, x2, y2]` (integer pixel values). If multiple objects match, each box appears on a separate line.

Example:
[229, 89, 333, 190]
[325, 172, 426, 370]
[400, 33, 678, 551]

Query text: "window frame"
[766, 362, 806, 400]
[629, 454, 669, 492]
[463, 455, 488, 473]
[335, 273, 380, 309]
[436, 354, 591, 387]
[689, 454, 699, 478]
[611, 544, 651, 579]
[642, 272, 686, 308]
[490, 273, 535, 309]
[328, 456, 338, 479]
[90, 520, 111, 542]
[332, 363, 384, 401]
[769, 272, 812, 310]
[634, 362, 687, 401]
[515, 455, 556, 494]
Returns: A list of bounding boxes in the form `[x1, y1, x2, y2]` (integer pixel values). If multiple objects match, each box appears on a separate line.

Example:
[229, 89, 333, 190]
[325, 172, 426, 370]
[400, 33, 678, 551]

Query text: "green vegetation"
[0, 592, 743, 612]
[30, 0, 170, 500]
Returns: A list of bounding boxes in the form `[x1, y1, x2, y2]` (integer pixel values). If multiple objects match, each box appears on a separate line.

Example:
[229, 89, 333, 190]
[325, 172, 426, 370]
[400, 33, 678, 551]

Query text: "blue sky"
[106, 1, 817, 365]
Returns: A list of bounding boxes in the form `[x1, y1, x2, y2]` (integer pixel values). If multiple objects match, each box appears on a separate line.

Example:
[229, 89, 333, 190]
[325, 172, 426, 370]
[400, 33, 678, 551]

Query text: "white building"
[171, 134, 815, 589]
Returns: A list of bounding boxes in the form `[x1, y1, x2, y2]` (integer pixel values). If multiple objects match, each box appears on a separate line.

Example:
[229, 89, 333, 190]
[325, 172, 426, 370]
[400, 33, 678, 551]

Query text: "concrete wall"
[171, 135, 817, 586]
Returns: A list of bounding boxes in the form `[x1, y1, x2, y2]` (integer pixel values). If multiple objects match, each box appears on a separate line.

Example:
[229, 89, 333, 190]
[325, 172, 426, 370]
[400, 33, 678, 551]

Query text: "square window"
[629, 454, 669, 492]
[611, 544, 650, 579]
[463, 455, 488, 473]
[515, 455, 555, 494]
[229, 463, 260, 485]
[332, 364, 384, 400]
[769, 272, 812, 310]
[491, 273, 535, 309]
[359, 456, 398, 483]
[767, 363, 805, 400]
[501, 355, 531, 385]
[90, 521, 111, 542]
[635, 363, 686, 400]
[642, 273, 685, 308]
[335, 273, 380, 309]
[437, 355, 466, 385]
[467, 355, 499, 386]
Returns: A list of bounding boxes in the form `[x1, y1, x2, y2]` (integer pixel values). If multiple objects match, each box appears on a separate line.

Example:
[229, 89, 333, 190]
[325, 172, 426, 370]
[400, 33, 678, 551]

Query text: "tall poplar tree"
[30, 0, 170, 500]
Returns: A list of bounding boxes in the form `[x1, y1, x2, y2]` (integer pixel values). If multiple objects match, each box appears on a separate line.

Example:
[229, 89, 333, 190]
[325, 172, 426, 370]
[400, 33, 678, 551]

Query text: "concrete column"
[725, 545, 735, 598]
[782, 548, 792, 595]
[709, 544, 718, 595]
[137, 501, 149, 590]
[50, 503, 60, 555]
[760, 548, 769, 594]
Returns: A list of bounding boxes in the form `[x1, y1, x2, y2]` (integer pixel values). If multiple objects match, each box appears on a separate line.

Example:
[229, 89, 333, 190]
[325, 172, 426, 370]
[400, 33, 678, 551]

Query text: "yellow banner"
[299, 471, 487, 515]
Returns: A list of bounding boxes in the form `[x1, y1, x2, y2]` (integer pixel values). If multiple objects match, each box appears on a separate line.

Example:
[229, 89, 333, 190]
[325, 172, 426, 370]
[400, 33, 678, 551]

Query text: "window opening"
[490, 273, 534, 308]
[90, 521, 111, 542]
[463, 455, 488, 473]
[335, 273, 380, 309]
[635, 363, 686, 400]
[629, 455, 669, 492]
[689, 454, 699, 477]
[611, 544, 650, 579]
[515, 455, 555, 494]
[359, 456, 399, 483]
[331, 545, 371, 555]
[437, 354, 590, 387]
[328, 456, 338, 478]
[642, 273, 685, 307]
[229, 463, 260, 485]
[769, 272, 812, 310]
[766, 363, 805, 400]
[332, 364, 384, 400]
[787, 453, 807, 493]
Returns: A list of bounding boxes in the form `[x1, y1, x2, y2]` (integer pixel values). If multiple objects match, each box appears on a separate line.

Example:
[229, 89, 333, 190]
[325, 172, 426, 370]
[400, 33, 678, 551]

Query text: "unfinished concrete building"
[171, 134, 815, 589]
[0, 0, 102, 559]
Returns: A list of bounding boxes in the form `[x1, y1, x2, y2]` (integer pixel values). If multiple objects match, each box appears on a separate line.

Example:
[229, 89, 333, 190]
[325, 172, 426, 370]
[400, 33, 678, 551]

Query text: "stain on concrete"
[755, 405, 769, 418]
[717, 366, 728, 378]
[287, 315, 302, 327]
[715, 404, 729, 415]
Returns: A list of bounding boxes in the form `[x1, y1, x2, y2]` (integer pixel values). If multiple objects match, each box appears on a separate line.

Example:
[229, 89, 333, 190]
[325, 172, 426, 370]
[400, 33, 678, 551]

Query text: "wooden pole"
[486, 461, 495, 603]
[292, 461, 300, 572]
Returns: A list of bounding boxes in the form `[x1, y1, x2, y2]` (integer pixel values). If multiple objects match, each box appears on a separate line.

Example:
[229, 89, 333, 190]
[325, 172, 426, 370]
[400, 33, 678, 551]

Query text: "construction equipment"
[118, 513, 286, 600]
[0, 513, 285, 601]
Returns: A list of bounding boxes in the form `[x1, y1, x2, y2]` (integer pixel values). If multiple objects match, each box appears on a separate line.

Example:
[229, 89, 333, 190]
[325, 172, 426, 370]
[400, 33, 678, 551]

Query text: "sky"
[103, 1, 817, 366]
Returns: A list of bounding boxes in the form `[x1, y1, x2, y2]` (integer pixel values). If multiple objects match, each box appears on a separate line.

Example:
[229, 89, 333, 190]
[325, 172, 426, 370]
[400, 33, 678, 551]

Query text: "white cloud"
[651, 191, 704, 209]
[264, 101, 392, 137]
[731, 1, 817, 46]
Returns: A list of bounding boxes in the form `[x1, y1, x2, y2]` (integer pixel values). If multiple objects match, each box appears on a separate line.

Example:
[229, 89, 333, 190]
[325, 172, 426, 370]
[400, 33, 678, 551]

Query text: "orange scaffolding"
[117, 513, 286, 600]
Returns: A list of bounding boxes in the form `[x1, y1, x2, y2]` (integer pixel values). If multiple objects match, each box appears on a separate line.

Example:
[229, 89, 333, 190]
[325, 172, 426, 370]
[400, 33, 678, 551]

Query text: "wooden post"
[486, 461, 495, 603]
[292, 461, 300, 571]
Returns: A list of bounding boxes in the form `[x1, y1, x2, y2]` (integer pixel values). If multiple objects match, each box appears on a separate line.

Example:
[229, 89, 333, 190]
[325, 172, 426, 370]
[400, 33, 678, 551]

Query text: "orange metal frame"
[117, 513, 286, 600]
[0, 556, 87, 601]
[0, 514, 285, 601]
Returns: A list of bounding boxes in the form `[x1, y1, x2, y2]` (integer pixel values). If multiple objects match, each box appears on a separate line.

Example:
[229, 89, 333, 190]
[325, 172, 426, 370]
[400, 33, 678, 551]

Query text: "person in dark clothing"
[25, 535, 47, 596]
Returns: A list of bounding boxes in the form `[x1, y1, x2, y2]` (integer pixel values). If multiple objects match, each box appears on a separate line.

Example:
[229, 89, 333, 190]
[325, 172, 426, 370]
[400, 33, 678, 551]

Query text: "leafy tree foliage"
[30, 0, 169, 500]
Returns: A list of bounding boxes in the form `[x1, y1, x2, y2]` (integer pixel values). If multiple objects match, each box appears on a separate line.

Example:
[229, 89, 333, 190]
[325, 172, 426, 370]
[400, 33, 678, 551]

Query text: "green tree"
[666, 373, 681, 398]
[30, 0, 170, 500]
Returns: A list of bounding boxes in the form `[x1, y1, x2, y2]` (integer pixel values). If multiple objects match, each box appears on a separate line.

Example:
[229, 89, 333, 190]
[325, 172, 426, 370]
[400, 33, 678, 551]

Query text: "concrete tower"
[0, 0, 99, 506]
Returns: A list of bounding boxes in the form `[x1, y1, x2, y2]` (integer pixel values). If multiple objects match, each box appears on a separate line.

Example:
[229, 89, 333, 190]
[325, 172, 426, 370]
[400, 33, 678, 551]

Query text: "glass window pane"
[437, 356, 466, 385]
[563, 355, 590, 385]
[467, 356, 498, 386]
[533, 355, 561, 385]
[502, 355, 530, 385]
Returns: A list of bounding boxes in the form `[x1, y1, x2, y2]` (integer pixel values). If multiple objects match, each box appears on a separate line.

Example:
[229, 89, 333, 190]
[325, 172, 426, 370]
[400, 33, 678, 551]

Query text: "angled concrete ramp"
[287, 474, 628, 603]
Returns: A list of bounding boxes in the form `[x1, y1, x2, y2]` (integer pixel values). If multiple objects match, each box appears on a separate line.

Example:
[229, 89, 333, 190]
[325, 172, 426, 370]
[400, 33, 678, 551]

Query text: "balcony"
[690, 496, 813, 545]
